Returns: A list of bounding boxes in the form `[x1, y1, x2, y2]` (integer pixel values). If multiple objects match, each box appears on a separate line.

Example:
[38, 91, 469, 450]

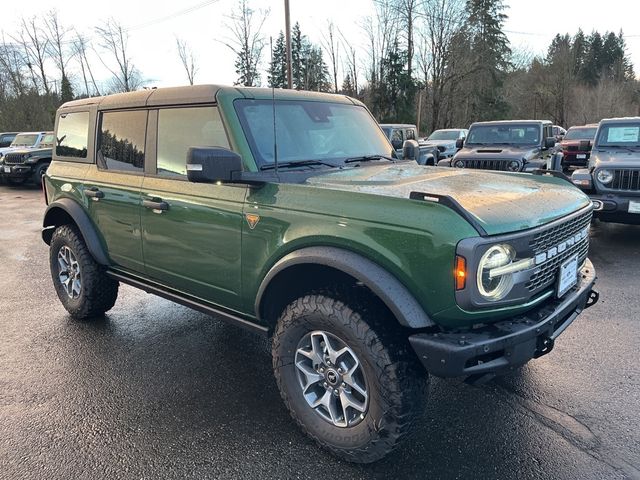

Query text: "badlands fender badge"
[245, 213, 260, 229]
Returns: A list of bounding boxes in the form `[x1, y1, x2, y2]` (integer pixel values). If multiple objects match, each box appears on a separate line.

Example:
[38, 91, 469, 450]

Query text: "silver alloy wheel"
[295, 330, 369, 428]
[57, 246, 82, 299]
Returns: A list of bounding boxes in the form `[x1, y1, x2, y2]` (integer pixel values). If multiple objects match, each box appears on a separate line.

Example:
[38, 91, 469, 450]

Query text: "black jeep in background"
[439, 120, 559, 172]
[1, 132, 55, 186]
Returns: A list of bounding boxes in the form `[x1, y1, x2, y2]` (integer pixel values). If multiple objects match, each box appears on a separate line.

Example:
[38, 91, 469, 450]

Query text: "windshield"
[466, 124, 541, 145]
[10, 134, 39, 147]
[596, 123, 640, 148]
[427, 130, 460, 141]
[235, 99, 393, 167]
[40, 133, 56, 147]
[564, 127, 597, 141]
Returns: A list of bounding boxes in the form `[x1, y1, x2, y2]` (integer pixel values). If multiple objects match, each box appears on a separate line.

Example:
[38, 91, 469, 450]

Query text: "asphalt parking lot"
[1, 184, 639, 480]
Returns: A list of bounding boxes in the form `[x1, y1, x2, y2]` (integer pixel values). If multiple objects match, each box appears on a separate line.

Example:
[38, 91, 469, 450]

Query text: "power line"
[126, 0, 220, 32]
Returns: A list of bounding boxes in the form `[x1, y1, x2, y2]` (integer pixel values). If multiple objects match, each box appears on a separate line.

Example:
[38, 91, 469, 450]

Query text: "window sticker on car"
[607, 127, 639, 143]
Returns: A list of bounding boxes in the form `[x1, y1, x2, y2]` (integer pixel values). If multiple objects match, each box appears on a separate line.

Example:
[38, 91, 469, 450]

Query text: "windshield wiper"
[259, 160, 339, 171]
[344, 154, 397, 164]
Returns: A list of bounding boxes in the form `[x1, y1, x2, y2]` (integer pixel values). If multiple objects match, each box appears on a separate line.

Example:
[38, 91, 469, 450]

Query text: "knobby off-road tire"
[49, 225, 118, 319]
[272, 293, 428, 463]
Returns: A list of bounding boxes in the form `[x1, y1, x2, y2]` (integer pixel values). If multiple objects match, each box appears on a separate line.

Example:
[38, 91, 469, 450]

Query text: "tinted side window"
[56, 112, 89, 158]
[156, 106, 229, 178]
[99, 110, 147, 173]
[405, 129, 415, 140]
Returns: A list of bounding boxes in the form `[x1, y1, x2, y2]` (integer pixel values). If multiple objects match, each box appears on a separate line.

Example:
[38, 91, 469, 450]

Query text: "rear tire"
[272, 293, 428, 463]
[49, 225, 119, 319]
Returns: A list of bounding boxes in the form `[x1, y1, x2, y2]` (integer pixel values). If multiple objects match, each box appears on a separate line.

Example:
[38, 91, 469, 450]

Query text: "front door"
[140, 105, 245, 310]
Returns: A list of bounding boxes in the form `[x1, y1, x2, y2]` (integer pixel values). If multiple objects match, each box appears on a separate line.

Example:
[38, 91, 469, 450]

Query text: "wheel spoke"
[295, 361, 323, 393]
[340, 389, 367, 413]
[295, 329, 369, 428]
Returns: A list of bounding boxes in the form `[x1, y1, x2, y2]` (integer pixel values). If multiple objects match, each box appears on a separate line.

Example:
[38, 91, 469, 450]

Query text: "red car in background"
[560, 124, 598, 169]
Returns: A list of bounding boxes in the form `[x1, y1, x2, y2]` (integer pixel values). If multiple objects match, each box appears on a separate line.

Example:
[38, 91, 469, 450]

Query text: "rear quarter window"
[56, 112, 90, 159]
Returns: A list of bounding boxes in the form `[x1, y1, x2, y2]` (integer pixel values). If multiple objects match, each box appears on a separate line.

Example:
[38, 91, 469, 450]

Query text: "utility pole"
[284, 0, 293, 89]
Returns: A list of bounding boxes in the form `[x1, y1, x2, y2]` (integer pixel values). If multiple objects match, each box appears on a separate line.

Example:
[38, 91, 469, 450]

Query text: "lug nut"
[323, 382, 328, 388]
[341, 382, 346, 388]
[333, 389, 340, 396]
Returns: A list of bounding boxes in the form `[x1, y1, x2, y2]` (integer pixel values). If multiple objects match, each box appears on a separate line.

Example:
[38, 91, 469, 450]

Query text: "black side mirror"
[456, 138, 465, 150]
[544, 137, 556, 149]
[186, 147, 242, 183]
[578, 140, 592, 152]
[402, 139, 420, 161]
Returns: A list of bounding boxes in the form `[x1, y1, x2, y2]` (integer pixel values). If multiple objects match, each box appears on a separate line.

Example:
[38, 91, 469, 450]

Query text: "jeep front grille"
[526, 209, 592, 292]
[3, 153, 25, 165]
[609, 169, 640, 191]
[459, 159, 508, 171]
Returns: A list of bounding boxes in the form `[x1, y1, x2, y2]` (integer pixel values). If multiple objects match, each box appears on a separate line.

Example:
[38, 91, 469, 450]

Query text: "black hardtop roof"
[470, 120, 551, 127]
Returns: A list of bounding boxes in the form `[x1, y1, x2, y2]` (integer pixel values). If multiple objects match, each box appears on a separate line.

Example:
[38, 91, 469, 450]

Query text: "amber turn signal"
[455, 255, 467, 290]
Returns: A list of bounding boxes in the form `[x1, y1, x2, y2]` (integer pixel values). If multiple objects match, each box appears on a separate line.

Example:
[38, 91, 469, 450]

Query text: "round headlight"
[477, 244, 516, 300]
[454, 159, 465, 168]
[596, 169, 613, 184]
[507, 160, 520, 172]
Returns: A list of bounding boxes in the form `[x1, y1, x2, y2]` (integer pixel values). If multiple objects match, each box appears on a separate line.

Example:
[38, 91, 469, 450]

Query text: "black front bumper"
[1, 164, 36, 180]
[590, 193, 640, 224]
[409, 259, 597, 380]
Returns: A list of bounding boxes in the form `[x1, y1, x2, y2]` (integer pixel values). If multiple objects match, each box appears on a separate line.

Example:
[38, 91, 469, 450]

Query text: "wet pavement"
[0, 185, 639, 480]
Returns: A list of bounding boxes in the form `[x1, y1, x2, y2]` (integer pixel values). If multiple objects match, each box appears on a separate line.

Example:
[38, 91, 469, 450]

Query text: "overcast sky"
[3, 0, 640, 91]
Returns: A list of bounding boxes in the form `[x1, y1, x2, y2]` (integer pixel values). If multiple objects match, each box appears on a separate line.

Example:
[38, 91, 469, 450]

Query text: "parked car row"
[382, 116, 639, 226]
[0, 130, 54, 185]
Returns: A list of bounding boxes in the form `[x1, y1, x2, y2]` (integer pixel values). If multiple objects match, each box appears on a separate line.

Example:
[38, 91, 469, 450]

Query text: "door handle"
[143, 199, 169, 212]
[85, 187, 104, 200]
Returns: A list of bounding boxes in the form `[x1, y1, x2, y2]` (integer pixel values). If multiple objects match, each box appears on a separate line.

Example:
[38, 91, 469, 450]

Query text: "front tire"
[33, 163, 49, 186]
[49, 225, 119, 319]
[272, 293, 428, 463]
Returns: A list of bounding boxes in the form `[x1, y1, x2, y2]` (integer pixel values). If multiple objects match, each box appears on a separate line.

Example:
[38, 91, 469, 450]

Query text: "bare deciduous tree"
[72, 31, 101, 97]
[176, 37, 198, 86]
[95, 18, 141, 93]
[14, 17, 50, 94]
[321, 21, 340, 93]
[222, 0, 268, 87]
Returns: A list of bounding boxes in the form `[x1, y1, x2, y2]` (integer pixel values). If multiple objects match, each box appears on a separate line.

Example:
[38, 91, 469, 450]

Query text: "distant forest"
[1, 0, 638, 134]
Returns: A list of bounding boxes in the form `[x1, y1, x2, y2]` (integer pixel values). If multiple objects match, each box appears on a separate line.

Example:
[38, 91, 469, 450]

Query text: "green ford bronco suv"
[42, 85, 599, 463]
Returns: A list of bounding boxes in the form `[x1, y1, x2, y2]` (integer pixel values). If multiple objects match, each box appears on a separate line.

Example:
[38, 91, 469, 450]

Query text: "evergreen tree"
[581, 31, 603, 86]
[464, 0, 512, 120]
[291, 22, 304, 90]
[571, 29, 587, 77]
[60, 74, 74, 103]
[268, 31, 287, 88]
[341, 73, 356, 97]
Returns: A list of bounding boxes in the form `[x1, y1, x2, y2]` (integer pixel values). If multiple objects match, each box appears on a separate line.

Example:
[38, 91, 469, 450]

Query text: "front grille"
[525, 209, 592, 292]
[460, 159, 508, 171]
[3, 153, 25, 165]
[609, 169, 640, 191]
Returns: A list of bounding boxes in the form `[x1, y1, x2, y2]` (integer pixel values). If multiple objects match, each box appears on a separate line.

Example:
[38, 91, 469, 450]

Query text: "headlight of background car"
[476, 244, 516, 300]
[596, 169, 613, 184]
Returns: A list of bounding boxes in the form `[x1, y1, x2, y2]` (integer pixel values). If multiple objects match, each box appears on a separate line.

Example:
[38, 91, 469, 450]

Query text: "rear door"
[84, 109, 147, 272]
[140, 105, 246, 310]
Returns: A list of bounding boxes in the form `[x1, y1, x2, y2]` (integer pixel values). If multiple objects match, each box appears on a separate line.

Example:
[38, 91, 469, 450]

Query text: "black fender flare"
[255, 246, 435, 329]
[42, 198, 110, 265]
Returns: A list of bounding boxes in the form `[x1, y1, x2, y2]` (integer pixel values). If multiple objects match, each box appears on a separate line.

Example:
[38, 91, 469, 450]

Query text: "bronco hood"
[305, 163, 590, 236]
